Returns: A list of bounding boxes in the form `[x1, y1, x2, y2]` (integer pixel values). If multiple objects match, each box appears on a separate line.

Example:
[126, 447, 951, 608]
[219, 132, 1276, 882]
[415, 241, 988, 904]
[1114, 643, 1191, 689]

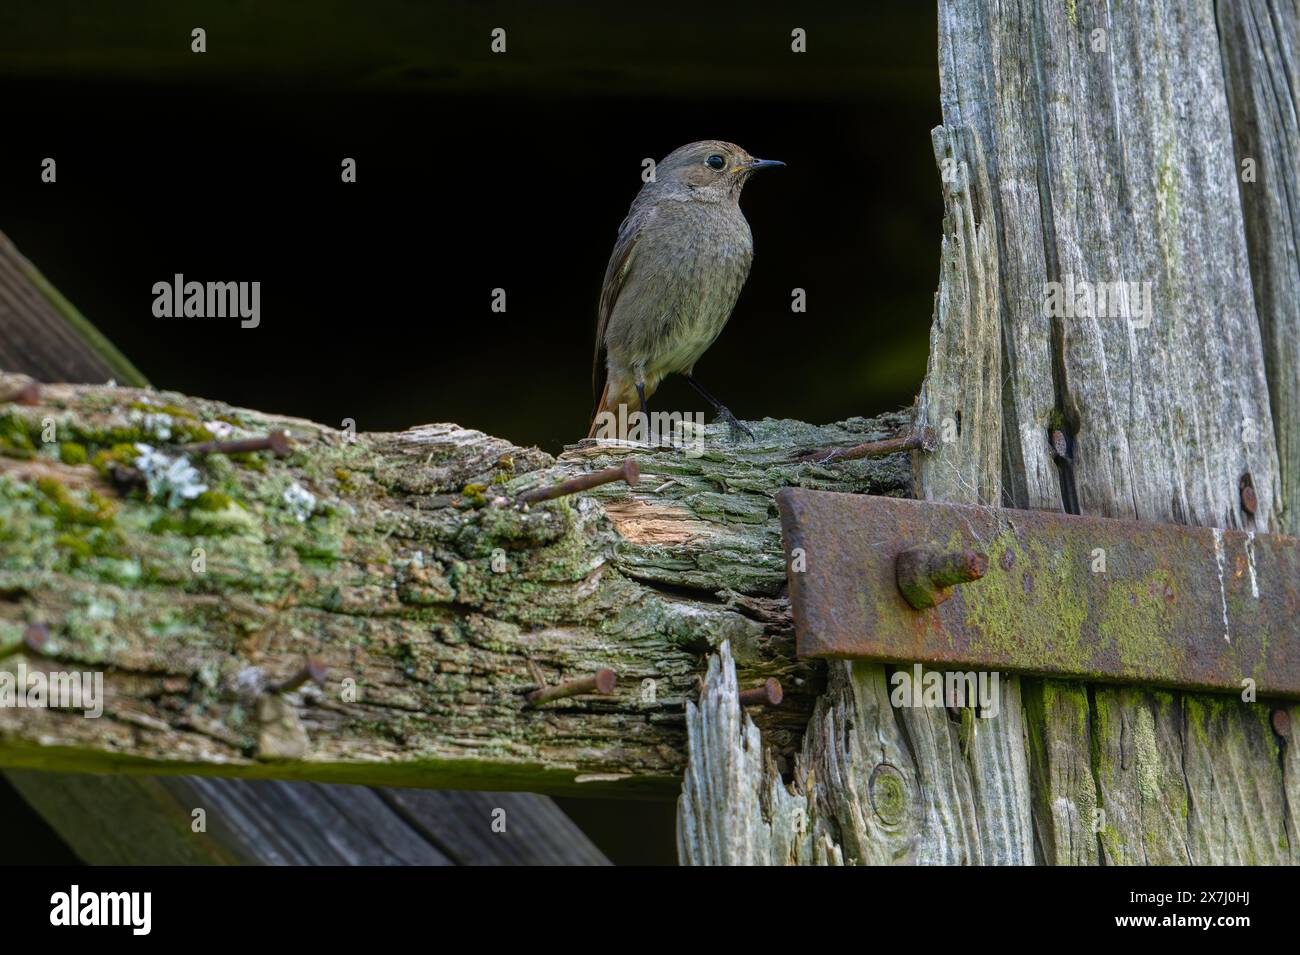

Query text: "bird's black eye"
[706, 154, 726, 170]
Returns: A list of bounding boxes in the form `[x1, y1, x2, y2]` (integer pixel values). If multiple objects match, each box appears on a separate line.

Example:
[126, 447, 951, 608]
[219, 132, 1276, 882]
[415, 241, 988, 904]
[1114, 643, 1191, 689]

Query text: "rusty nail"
[806, 427, 936, 465]
[185, 430, 293, 458]
[270, 657, 327, 694]
[517, 459, 640, 506]
[2, 382, 42, 406]
[897, 547, 988, 609]
[525, 668, 617, 706]
[1240, 473, 1257, 516]
[1272, 708, 1291, 739]
[737, 677, 783, 708]
[23, 623, 49, 653]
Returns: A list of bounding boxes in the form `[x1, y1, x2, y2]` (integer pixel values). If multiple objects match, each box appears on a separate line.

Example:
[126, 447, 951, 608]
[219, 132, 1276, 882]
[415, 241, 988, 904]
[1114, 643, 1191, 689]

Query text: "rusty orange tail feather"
[587, 381, 612, 439]
[587, 379, 642, 439]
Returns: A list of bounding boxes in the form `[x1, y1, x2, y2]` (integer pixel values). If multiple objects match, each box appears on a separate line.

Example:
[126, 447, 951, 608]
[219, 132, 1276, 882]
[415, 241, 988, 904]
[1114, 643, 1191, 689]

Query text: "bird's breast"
[648, 202, 753, 292]
[630, 202, 754, 377]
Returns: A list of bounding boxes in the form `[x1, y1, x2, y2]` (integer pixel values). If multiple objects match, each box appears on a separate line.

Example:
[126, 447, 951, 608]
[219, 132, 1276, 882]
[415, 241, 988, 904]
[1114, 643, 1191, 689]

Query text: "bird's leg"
[630, 381, 659, 446]
[684, 375, 754, 441]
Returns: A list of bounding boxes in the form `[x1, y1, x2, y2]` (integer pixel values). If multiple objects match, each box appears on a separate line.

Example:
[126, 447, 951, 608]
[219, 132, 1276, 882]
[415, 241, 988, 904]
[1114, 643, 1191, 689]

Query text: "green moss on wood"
[58, 442, 88, 465]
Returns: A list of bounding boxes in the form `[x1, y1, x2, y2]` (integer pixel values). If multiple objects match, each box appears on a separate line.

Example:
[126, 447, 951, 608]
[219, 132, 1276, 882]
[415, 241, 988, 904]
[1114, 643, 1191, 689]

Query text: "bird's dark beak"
[736, 158, 785, 173]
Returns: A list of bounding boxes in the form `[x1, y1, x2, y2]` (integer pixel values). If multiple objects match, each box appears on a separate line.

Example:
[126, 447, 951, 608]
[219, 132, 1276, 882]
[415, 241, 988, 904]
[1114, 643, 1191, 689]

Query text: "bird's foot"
[716, 408, 755, 442]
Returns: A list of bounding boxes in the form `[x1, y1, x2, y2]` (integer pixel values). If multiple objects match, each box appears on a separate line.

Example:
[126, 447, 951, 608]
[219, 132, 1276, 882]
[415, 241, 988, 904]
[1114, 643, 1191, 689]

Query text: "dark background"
[0, 0, 939, 864]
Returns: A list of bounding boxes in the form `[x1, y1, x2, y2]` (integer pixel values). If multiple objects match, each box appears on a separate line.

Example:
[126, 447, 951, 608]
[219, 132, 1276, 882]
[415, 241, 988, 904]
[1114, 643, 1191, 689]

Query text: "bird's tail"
[587, 381, 613, 439]
[587, 379, 639, 439]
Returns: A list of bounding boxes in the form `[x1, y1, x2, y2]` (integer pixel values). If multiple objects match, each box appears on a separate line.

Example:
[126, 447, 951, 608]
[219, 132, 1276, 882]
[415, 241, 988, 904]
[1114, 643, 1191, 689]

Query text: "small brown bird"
[588, 140, 783, 440]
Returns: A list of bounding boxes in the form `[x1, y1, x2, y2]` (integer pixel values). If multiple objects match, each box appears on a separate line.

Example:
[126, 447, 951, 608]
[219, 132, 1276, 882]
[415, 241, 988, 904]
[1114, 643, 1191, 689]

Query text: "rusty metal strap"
[776, 489, 1300, 699]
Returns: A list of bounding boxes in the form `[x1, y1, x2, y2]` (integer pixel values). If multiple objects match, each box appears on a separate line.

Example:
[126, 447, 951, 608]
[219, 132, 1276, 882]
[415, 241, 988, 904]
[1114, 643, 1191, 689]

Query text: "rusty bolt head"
[737, 677, 783, 708]
[928, 550, 989, 587]
[593, 668, 617, 695]
[13, 383, 42, 406]
[266, 430, 293, 457]
[897, 547, 988, 610]
[1240, 474, 1257, 515]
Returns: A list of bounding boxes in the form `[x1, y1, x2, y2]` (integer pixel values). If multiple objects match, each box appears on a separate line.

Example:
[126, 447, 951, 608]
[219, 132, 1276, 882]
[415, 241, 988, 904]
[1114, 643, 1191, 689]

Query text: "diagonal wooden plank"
[7, 772, 454, 866]
[378, 789, 610, 865]
[0, 231, 146, 388]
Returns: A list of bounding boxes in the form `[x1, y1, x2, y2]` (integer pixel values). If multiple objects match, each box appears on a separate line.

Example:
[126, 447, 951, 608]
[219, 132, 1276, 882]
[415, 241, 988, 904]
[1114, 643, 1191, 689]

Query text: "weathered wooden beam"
[677, 642, 829, 865]
[0, 371, 911, 795]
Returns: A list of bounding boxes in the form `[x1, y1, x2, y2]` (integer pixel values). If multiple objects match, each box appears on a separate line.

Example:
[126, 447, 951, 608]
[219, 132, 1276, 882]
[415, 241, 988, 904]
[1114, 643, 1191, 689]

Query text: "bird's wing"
[592, 206, 654, 404]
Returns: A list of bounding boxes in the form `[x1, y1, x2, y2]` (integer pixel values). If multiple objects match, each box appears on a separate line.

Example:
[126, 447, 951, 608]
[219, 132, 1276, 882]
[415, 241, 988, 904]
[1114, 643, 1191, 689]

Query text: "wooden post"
[679, 0, 1299, 865]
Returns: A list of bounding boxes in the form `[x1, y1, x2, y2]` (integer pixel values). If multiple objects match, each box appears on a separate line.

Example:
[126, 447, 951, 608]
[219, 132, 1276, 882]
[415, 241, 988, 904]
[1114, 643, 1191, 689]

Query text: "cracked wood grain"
[939, 0, 1297, 865]
[1217, 0, 1300, 538]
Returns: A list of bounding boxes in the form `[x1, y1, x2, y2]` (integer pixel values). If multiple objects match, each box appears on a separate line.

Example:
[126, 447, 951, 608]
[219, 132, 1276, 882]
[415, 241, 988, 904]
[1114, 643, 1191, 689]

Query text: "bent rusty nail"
[517, 459, 640, 506]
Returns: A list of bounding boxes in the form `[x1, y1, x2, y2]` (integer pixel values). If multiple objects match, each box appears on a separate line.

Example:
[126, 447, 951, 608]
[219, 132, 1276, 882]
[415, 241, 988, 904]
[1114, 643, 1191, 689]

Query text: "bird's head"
[652, 140, 784, 201]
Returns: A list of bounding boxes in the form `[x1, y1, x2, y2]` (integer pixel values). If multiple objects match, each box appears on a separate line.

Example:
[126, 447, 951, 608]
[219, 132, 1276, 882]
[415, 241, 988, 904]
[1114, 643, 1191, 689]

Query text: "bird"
[587, 140, 783, 441]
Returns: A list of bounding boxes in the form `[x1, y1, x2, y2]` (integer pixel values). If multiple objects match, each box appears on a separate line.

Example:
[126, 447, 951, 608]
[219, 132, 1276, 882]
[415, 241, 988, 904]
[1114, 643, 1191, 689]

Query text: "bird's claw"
[717, 409, 755, 442]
